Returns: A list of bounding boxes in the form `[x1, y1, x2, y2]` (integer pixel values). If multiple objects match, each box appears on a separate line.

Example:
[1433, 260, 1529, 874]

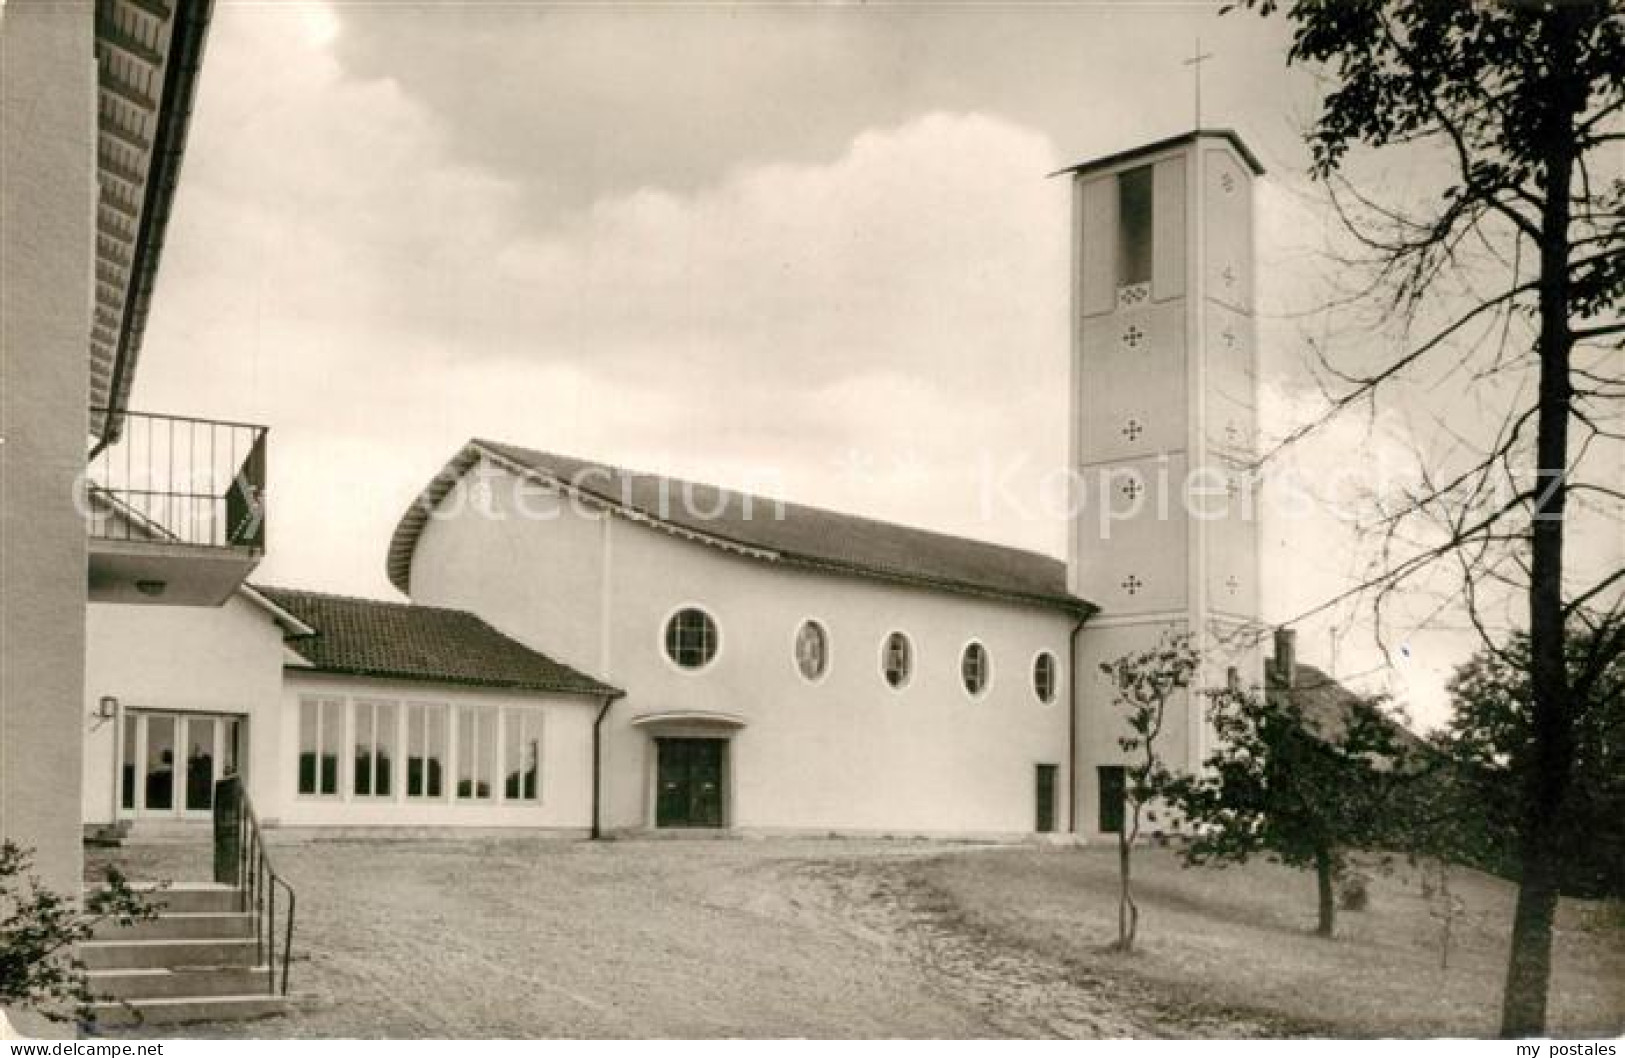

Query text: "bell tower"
[1062, 130, 1265, 837]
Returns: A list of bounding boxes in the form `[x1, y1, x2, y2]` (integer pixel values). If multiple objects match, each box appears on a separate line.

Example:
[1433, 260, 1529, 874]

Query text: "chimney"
[1274, 627, 1297, 688]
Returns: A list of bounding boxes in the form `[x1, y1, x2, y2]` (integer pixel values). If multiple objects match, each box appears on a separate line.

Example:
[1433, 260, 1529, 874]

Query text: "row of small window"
[664, 607, 1061, 704]
[296, 697, 542, 803]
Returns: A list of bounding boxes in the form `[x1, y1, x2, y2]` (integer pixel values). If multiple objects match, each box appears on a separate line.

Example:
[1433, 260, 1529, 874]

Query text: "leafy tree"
[0, 841, 156, 1026]
[1160, 674, 1416, 938]
[1099, 632, 1200, 953]
[1229, 0, 1624, 1035]
[1439, 619, 1625, 900]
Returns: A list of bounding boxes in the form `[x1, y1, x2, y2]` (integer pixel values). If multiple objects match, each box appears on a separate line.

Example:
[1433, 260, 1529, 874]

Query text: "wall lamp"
[97, 695, 118, 720]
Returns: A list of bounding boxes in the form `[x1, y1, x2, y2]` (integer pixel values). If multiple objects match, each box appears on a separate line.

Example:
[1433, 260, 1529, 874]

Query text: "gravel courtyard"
[89, 837, 1219, 1039]
[86, 837, 1620, 1039]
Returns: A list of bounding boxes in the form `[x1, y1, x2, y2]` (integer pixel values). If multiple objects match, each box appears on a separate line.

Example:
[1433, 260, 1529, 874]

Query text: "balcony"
[87, 411, 267, 606]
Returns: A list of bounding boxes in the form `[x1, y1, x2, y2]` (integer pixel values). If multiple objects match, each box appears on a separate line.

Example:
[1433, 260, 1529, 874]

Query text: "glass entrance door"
[120, 711, 244, 818]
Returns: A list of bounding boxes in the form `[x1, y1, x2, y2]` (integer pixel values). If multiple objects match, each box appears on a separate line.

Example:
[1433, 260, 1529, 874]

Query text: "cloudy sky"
[128, 2, 1616, 728]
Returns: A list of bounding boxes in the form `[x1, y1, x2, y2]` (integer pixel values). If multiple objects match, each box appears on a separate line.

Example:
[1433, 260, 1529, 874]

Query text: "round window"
[961, 641, 991, 697]
[1033, 651, 1058, 704]
[794, 620, 829, 682]
[664, 607, 718, 670]
[881, 631, 912, 689]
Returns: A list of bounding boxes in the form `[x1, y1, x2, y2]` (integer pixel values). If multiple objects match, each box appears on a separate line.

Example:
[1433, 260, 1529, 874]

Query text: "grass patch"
[911, 844, 1625, 1038]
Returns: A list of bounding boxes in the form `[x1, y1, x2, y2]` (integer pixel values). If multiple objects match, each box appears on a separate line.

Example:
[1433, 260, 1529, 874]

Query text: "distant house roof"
[256, 586, 620, 698]
[1267, 660, 1427, 755]
[386, 440, 1095, 617]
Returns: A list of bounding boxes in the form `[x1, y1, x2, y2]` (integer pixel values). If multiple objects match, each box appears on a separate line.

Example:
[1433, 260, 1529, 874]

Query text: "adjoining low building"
[84, 587, 621, 839]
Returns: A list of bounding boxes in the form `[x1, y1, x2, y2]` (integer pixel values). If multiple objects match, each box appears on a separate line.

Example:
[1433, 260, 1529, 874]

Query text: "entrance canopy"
[631, 711, 747, 734]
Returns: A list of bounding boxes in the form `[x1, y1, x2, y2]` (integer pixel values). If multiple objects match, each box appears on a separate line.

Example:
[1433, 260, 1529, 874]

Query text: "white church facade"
[80, 129, 1266, 843]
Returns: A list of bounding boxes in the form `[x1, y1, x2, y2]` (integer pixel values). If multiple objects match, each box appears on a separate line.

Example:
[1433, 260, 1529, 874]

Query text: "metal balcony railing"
[87, 410, 267, 550]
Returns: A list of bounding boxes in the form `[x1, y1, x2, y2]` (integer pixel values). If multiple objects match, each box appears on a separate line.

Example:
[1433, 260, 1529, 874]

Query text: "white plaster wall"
[1072, 617, 1197, 838]
[1066, 135, 1265, 840]
[410, 455, 608, 671]
[270, 673, 597, 831]
[82, 595, 287, 824]
[0, 1, 96, 894]
[602, 525, 1076, 835]
[406, 463, 1078, 836]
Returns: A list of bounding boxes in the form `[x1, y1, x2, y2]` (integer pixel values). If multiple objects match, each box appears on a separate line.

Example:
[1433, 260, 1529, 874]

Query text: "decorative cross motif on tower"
[1224, 574, 1240, 596]
[1122, 325, 1145, 349]
[1221, 326, 1237, 349]
[1121, 477, 1144, 501]
[1182, 37, 1215, 128]
[1122, 574, 1144, 596]
[1221, 264, 1237, 288]
[1121, 418, 1144, 441]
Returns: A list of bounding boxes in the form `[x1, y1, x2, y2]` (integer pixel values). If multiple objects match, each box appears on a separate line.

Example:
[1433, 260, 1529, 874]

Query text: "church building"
[80, 129, 1266, 842]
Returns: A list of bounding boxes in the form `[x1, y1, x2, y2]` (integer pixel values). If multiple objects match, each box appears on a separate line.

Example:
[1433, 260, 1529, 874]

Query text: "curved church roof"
[387, 440, 1095, 617]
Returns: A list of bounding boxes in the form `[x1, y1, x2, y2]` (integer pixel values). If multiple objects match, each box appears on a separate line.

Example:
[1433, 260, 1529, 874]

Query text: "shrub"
[0, 841, 157, 1025]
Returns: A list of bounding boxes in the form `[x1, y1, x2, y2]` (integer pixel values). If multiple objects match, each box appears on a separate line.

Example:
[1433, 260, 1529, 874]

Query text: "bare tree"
[1232, 0, 1623, 1037]
[1099, 632, 1200, 953]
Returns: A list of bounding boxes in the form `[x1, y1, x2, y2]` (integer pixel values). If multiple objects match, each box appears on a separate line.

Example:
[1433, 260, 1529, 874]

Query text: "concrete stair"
[88, 995, 287, 1028]
[86, 966, 274, 999]
[82, 883, 287, 1029]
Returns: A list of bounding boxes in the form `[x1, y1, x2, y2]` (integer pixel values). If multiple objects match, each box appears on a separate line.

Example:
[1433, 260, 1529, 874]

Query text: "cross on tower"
[1183, 38, 1215, 129]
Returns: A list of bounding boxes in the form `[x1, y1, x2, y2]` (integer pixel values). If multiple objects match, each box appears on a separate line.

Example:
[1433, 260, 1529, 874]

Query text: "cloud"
[128, 2, 1541, 731]
[136, 3, 1073, 605]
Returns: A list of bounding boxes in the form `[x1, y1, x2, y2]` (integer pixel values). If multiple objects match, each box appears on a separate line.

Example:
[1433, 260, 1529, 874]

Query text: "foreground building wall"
[82, 597, 288, 827]
[0, 2, 97, 895]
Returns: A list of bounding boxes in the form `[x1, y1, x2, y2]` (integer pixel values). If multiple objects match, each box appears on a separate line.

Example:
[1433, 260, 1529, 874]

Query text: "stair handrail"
[213, 776, 295, 996]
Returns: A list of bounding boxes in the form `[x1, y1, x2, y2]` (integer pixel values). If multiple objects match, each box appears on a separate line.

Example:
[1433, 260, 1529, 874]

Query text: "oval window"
[664, 607, 719, 670]
[794, 620, 829, 682]
[881, 631, 912, 689]
[1033, 651, 1058, 704]
[961, 641, 991, 697]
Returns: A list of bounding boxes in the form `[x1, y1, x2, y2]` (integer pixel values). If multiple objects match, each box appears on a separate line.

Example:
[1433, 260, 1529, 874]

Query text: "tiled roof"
[1268, 661, 1427, 754]
[387, 440, 1093, 616]
[256, 586, 620, 698]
